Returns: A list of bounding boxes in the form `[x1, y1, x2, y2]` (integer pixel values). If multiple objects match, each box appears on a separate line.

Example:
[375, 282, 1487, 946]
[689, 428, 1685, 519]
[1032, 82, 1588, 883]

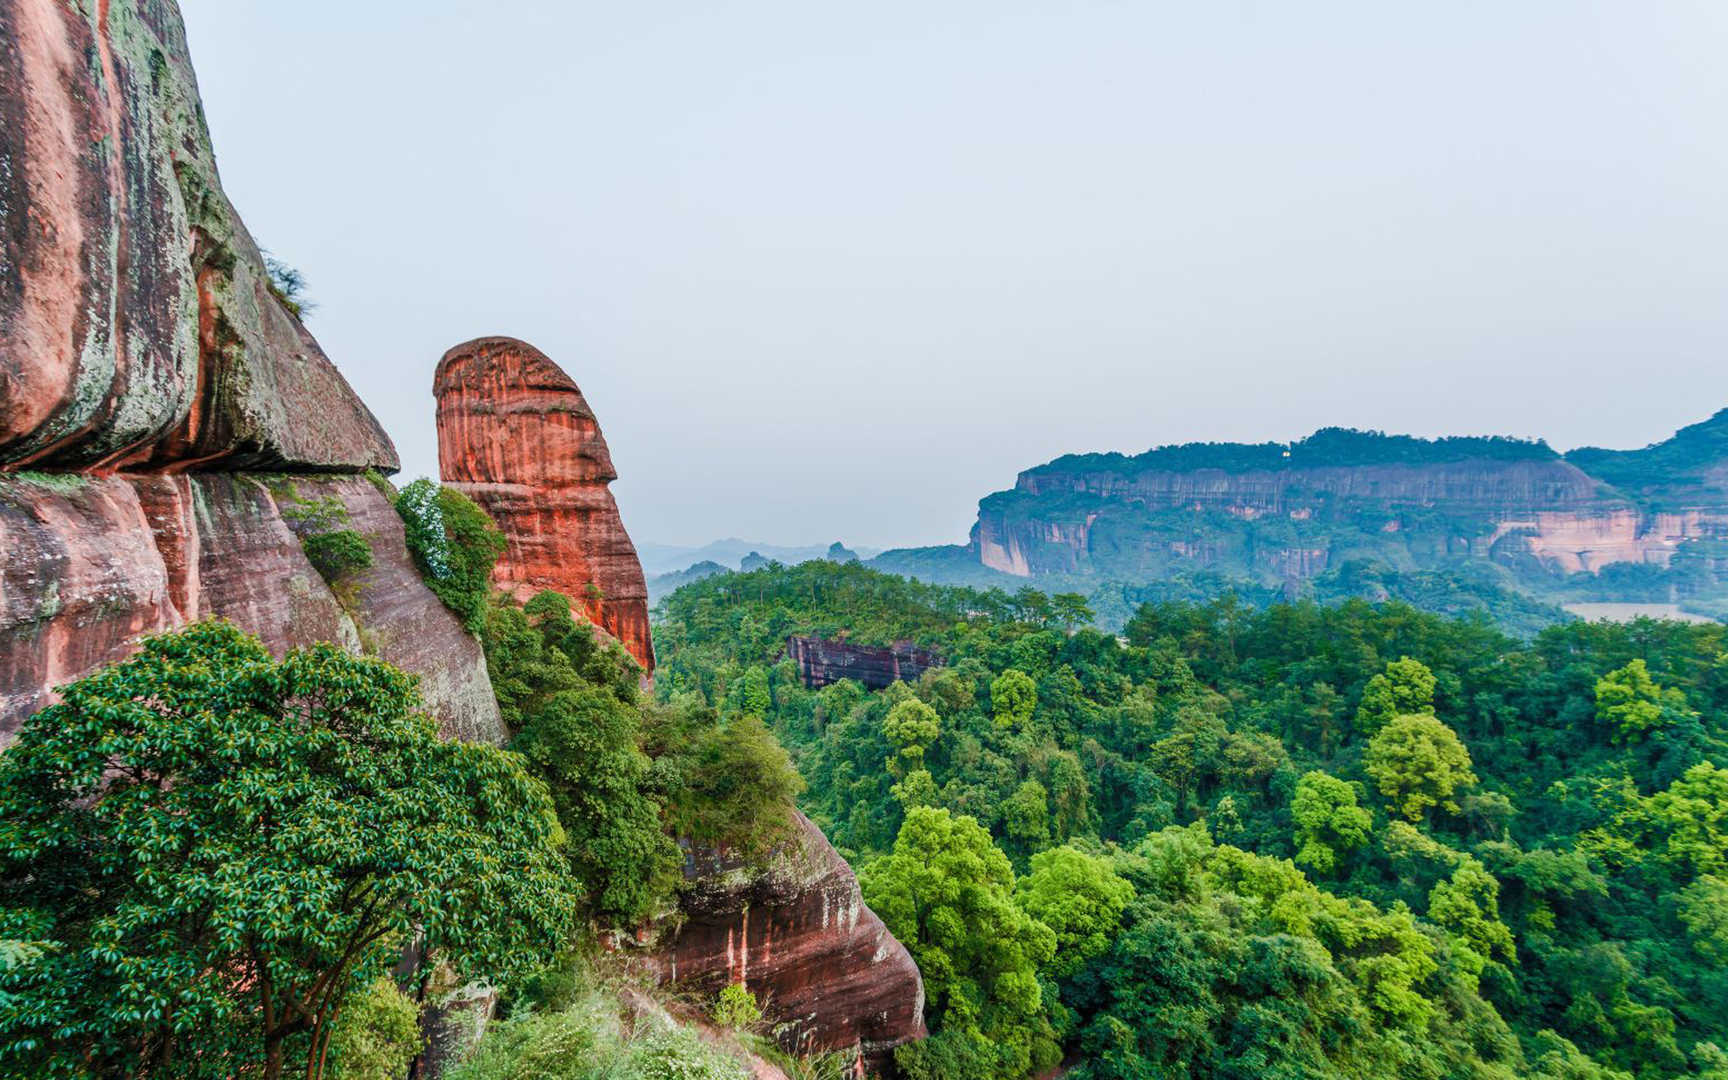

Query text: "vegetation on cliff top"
[654, 559, 1728, 1080]
[1027, 425, 1558, 480]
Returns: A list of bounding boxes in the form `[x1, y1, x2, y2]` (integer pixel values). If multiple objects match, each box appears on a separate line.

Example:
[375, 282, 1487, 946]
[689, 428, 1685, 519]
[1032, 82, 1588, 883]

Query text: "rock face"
[786, 636, 941, 691]
[957, 419, 1728, 602]
[0, 472, 505, 744]
[0, 0, 499, 744]
[648, 812, 927, 1071]
[0, 0, 397, 472]
[435, 336, 654, 672]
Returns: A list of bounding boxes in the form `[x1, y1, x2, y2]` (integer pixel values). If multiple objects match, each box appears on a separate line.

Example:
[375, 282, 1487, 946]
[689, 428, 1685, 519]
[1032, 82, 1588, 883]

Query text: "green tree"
[990, 669, 1038, 731]
[1016, 847, 1134, 978]
[1426, 859, 1516, 974]
[1051, 593, 1097, 633]
[1364, 713, 1478, 821]
[862, 809, 1059, 1079]
[1002, 780, 1053, 855]
[1677, 875, 1728, 963]
[666, 714, 806, 857]
[1291, 771, 1373, 874]
[0, 622, 578, 1080]
[1594, 658, 1683, 744]
[883, 698, 942, 776]
[512, 687, 680, 924]
[1354, 656, 1437, 735]
[324, 978, 421, 1079]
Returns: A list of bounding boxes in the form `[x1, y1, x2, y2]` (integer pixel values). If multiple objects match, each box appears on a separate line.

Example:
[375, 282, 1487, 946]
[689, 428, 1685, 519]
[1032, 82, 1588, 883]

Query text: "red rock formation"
[0, 473, 504, 744]
[0, 0, 499, 743]
[647, 812, 927, 1070]
[786, 636, 942, 691]
[435, 337, 655, 672]
[0, 0, 396, 472]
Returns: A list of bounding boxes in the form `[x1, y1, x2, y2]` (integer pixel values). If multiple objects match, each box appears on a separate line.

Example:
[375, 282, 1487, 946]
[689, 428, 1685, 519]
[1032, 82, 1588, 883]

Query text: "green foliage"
[883, 698, 942, 774]
[324, 977, 422, 1080]
[1291, 771, 1372, 874]
[396, 479, 507, 632]
[1353, 656, 1436, 734]
[303, 528, 374, 582]
[263, 252, 313, 318]
[656, 561, 1728, 1079]
[862, 809, 1059, 1079]
[0, 621, 578, 1079]
[990, 669, 1037, 730]
[281, 493, 373, 588]
[1017, 847, 1134, 978]
[447, 988, 756, 1080]
[513, 687, 680, 925]
[1364, 712, 1478, 821]
[1594, 658, 1686, 743]
[660, 713, 805, 857]
[1677, 876, 1728, 963]
[712, 983, 762, 1031]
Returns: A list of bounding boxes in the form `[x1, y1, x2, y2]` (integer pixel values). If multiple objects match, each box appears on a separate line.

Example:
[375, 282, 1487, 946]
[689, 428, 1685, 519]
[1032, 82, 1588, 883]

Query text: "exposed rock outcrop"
[647, 812, 927, 1071]
[0, 0, 498, 743]
[960, 419, 1728, 599]
[435, 336, 654, 672]
[786, 636, 942, 691]
[0, 0, 397, 472]
[0, 472, 504, 743]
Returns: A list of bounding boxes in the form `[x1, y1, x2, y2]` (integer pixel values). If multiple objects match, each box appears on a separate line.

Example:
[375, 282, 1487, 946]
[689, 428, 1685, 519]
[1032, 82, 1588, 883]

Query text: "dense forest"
[1028, 427, 1559, 480]
[656, 560, 1728, 1080]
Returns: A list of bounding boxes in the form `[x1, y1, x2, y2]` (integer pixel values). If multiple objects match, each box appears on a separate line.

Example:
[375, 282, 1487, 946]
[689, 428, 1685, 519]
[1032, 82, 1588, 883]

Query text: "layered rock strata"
[647, 812, 927, 1071]
[434, 336, 654, 672]
[0, 0, 396, 471]
[0, 0, 498, 744]
[0, 472, 504, 744]
[786, 636, 942, 691]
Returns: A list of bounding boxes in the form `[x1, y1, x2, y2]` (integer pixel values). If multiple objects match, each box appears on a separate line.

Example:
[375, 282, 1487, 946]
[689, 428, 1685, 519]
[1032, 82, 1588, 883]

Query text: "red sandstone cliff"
[0, 0, 498, 743]
[434, 337, 655, 672]
[647, 812, 927, 1071]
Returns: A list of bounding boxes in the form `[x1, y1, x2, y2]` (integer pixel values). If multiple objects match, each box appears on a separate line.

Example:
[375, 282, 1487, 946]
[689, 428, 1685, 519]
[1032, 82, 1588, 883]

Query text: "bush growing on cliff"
[281, 492, 374, 588]
[396, 479, 506, 632]
[0, 621, 579, 1080]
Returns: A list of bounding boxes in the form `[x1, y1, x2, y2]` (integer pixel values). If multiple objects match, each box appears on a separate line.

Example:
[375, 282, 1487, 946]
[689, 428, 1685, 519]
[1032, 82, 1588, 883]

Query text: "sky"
[177, 1, 1728, 551]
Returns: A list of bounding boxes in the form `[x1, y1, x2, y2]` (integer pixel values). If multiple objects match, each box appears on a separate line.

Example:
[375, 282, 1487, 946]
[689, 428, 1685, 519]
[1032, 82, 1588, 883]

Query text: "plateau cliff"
[435, 336, 656, 673]
[881, 418, 1728, 620]
[0, 0, 497, 742]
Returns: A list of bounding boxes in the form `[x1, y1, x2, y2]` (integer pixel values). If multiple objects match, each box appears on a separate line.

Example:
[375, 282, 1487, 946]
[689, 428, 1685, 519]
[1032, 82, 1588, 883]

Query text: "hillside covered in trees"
[656, 560, 1728, 1080]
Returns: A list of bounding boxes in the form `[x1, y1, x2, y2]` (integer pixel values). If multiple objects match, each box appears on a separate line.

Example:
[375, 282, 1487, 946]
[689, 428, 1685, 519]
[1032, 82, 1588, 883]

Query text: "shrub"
[712, 983, 762, 1031]
[303, 528, 374, 582]
[325, 977, 422, 1079]
[396, 479, 507, 632]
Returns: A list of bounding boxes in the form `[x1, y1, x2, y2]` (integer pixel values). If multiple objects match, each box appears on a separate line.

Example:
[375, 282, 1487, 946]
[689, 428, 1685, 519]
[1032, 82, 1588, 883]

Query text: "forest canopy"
[655, 559, 1728, 1080]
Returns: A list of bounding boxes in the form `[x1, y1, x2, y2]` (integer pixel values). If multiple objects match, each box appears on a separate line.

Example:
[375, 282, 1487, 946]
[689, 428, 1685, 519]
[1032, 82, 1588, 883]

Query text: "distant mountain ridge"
[872, 409, 1728, 623]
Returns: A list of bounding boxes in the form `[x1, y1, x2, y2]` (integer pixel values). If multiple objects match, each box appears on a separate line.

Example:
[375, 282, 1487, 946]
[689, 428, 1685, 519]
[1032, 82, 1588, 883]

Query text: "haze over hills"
[638, 538, 881, 577]
[868, 408, 1728, 630]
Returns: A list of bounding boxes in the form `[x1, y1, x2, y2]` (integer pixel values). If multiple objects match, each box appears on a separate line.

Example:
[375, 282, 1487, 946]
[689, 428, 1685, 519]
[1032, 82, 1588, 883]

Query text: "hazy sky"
[178, 1, 1728, 550]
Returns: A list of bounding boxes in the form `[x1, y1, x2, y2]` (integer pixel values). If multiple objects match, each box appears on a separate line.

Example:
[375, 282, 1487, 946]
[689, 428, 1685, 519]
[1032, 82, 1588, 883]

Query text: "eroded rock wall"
[0, 0, 397, 472]
[647, 812, 926, 1070]
[0, 472, 504, 743]
[786, 636, 941, 691]
[0, 0, 497, 743]
[434, 336, 654, 672]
